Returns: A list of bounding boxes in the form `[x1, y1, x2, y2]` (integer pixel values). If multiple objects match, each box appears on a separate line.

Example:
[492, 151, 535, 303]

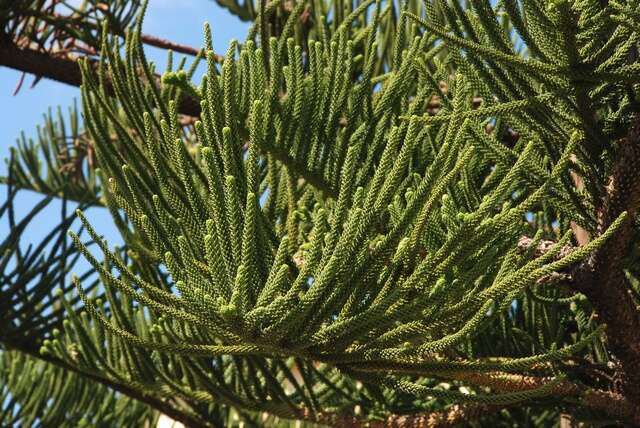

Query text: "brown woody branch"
[0, 39, 342, 203]
[345, 361, 640, 425]
[454, 372, 640, 425]
[0, 40, 202, 117]
[303, 404, 499, 428]
[132, 34, 203, 57]
[455, 372, 640, 425]
[9, 333, 499, 428]
[369, 405, 498, 428]
[311, 387, 640, 427]
[448, 371, 640, 424]
[16, 7, 213, 58]
[12, 337, 499, 428]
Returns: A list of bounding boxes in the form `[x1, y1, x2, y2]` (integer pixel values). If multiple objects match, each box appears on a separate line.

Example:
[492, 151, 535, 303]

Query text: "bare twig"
[139, 34, 203, 56]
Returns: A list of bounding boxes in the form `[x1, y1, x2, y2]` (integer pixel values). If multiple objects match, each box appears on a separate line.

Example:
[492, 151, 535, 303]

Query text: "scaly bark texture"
[574, 116, 640, 402]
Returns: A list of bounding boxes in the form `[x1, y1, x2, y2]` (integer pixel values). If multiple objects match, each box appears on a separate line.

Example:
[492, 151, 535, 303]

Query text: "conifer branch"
[4, 1, 640, 425]
[448, 374, 640, 425]
[258, 142, 338, 198]
[519, 116, 640, 404]
[307, 404, 500, 427]
[8, 7, 209, 57]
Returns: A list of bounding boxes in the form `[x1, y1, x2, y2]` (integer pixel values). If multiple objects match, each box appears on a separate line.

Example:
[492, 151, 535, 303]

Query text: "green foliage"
[2, 0, 640, 426]
[0, 186, 90, 348]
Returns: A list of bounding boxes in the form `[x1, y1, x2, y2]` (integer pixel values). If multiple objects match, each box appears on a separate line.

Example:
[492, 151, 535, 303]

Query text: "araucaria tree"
[2, 0, 640, 426]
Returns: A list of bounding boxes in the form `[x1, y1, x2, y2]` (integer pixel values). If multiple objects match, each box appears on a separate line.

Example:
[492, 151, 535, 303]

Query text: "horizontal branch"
[13, 8, 215, 58]
[457, 372, 640, 425]
[139, 33, 202, 56]
[0, 40, 202, 117]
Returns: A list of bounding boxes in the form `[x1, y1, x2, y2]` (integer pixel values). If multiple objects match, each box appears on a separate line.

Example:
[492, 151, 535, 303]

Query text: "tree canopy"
[1, 0, 640, 426]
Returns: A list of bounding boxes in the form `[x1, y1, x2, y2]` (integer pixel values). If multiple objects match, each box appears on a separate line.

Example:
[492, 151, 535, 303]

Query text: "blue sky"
[0, 1, 249, 259]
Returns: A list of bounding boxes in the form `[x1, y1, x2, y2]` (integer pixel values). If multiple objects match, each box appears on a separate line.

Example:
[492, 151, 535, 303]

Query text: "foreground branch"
[302, 404, 499, 428]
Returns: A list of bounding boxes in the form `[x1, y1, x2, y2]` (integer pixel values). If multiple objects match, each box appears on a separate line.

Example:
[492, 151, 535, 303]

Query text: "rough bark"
[573, 117, 640, 402]
[518, 117, 640, 405]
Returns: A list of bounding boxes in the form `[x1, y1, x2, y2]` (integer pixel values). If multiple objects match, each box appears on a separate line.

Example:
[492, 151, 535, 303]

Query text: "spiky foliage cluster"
[2, 0, 640, 426]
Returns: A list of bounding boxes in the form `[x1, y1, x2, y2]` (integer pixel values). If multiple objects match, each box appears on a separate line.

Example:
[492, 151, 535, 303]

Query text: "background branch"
[0, 39, 202, 117]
